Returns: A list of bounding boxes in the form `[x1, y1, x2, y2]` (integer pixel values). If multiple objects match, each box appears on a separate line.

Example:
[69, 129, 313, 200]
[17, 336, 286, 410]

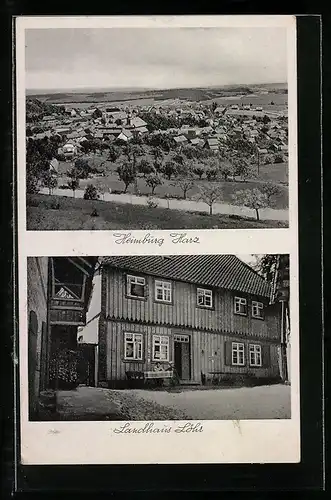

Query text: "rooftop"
[101, 255, 271, 298]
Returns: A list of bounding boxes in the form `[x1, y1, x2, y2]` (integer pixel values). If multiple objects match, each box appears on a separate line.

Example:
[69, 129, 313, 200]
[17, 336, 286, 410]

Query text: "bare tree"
[174, 176, 194, 200]
[198, 184, 223, 215]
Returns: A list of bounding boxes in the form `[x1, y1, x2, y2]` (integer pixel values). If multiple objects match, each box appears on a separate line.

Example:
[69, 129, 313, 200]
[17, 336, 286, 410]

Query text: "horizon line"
[26, 81, 288, 95]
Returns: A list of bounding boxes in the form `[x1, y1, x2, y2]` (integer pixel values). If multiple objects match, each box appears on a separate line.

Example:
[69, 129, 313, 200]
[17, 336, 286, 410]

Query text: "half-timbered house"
[96, 255, 283, 387]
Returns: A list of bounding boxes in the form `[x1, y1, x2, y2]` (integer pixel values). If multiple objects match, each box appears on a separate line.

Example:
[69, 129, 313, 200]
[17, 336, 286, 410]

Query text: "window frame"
[154, 279, 172, 304]
[231, 342, 245, 366]
[234, 296, 248, 316]
[152, 335, 170, 362]
[126, 274, 146, 300]
[251, 300, 264, 319]
[249, 343, 262, 367]
[123, 332, 143, 361]
[196, 287, 213, 309]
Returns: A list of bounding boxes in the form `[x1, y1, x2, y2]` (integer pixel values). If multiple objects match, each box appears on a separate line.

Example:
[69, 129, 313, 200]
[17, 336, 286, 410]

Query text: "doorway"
[174, 334, 191, 380]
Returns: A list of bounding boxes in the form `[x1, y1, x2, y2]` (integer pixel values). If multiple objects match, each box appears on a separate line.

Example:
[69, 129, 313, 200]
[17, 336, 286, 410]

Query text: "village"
[26, 92, 289, 230]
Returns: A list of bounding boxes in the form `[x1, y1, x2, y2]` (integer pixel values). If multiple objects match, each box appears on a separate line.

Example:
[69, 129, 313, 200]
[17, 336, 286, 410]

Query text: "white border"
[16, 15, 300, 465]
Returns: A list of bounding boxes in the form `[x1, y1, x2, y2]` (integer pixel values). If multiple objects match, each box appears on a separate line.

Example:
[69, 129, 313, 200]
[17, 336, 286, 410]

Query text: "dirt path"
[40, 187, 288, 222]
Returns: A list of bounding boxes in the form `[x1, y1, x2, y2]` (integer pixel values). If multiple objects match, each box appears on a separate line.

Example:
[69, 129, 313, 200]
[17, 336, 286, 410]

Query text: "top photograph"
[22, 22, 292, 231]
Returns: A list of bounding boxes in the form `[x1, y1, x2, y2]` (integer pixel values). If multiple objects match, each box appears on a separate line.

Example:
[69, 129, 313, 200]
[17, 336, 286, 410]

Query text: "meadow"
[27, 194, 288, 231]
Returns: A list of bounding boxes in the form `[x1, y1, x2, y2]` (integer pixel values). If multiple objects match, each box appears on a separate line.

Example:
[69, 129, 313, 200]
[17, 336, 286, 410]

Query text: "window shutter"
[224, 341, 232, 365]
[262, 344, 271, 368]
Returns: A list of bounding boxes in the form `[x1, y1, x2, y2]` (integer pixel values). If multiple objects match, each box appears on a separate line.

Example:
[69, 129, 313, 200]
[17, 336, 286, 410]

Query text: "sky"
[25, 27, 287, 91]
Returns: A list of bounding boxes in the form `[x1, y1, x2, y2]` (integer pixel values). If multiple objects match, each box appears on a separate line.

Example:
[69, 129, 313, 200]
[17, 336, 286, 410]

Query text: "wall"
[103, 320, 280, 384]
[104, 267, 281, 340]
[77, 272, 101, 344]
[27, 257, 49, 417]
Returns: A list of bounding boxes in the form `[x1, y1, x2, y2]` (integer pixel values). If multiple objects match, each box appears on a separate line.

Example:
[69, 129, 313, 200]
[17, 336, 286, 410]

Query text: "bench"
[125, 370, 174, 388]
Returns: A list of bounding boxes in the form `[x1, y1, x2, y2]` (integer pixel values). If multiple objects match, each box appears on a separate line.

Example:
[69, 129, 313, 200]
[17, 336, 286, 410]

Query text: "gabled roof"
[174, 135, 187, 143]
[131, 117, 147, 128]
[101, 255, 271, 298]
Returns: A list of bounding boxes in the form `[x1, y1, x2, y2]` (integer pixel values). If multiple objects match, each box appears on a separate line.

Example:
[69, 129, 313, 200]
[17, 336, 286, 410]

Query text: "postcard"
[16, 15, 299, 466]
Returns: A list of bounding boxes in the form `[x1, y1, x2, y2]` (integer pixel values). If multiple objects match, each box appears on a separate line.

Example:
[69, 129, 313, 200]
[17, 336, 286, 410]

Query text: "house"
[93, 255, 283, 388]
[27, 257, 98, 418]
[204, 137, 219, 151]
[173, 135, 188, 145]
[190, 138, 204, 147]
[117, 129, 133, 142]
[60, 142, 77, 158]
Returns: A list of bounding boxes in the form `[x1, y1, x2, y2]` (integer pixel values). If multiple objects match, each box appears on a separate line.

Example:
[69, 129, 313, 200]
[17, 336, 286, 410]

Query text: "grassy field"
[58, 153, 289, 209]
[27, 194, 288, 231]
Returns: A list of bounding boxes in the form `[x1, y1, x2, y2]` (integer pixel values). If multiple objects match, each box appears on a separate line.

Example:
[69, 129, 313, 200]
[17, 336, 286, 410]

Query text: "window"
[252, 301, 264, 319]
[155, 280, 172, 303]
[234, 296, 247, 315]
[231, 342, 245, 366]
[249, 344, 262, 367]
[197, 288, 213, 308]
[152, 335, 170, 361]
[124, 333, 143, 361]
[127, 275, 146, 298]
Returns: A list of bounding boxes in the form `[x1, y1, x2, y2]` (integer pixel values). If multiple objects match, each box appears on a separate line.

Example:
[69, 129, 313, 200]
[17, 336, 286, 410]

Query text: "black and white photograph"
[28, 254, 291, 422]
[23, 23, 291, 231]
[16, 16, 300, 467]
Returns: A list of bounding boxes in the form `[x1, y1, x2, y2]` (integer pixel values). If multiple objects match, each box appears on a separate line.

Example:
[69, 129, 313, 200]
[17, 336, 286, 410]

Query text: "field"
[27, 194, 288, 231]
[29, 83, 287, 110]
[58, 152, 289, 210]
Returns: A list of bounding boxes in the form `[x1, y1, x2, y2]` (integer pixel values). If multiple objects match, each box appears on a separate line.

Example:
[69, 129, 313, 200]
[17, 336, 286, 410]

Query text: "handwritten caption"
[113, 232, 200, 247]
[112, 422, 204, 435]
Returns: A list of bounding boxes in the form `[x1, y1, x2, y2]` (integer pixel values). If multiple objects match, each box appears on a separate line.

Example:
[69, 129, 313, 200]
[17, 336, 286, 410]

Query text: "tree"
[83, 184, 99, 200]
[68, 159, 90, 180]
[67, 178, 80, 198]
[233, 158, 256, 182]
[163, 161, 178, 180]
[211, 101, 218, 112]
[174, 176, 194, 200]
[193, 165, 205, 179]
[115, 118, 122, 126]
[138, 159, 154, 177]
[219, 161, 235, 181]
[205, 167, 218, 181]
[42, 171, 58, 195]
[232, 188, 269, 220]
[198, 185, 223, 215]
[260, 182, 281, 207]
[145, 173, 163, 195]
[108, 145, 121, 163]
[92, 108, 102, 119]
[262, 114, 271, 124]
[116, 162, 137, 193]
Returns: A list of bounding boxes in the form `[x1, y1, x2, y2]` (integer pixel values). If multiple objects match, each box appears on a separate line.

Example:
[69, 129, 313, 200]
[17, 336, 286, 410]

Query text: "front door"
[174, 334, 191, 380]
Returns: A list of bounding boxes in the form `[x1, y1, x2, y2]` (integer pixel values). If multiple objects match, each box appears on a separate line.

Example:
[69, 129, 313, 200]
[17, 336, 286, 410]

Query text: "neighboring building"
[27, 257, 98, 419]
[117, 129, 133, 142]
[204, 137, 219, 151]
[173, 135, 188, 145]
[59, 142, 77, 158]
[96, 255, 283, 388]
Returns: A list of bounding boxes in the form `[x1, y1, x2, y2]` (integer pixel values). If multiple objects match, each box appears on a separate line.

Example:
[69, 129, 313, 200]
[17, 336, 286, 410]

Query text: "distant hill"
[26, 98, 66, 122]
[27, 83, 288, 105]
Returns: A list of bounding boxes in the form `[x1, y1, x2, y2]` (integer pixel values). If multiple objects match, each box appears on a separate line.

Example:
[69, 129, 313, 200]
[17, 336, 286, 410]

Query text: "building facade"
[27, 256, 97, 418]
[97, 255, 283, 387]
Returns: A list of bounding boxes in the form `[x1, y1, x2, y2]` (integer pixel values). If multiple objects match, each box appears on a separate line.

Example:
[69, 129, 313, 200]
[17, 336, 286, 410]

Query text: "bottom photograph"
[26, 253, 291, 422]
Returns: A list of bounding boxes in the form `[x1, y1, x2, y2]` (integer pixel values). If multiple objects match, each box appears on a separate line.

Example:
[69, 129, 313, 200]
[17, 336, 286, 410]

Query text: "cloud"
[25, 27, 287, 90]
